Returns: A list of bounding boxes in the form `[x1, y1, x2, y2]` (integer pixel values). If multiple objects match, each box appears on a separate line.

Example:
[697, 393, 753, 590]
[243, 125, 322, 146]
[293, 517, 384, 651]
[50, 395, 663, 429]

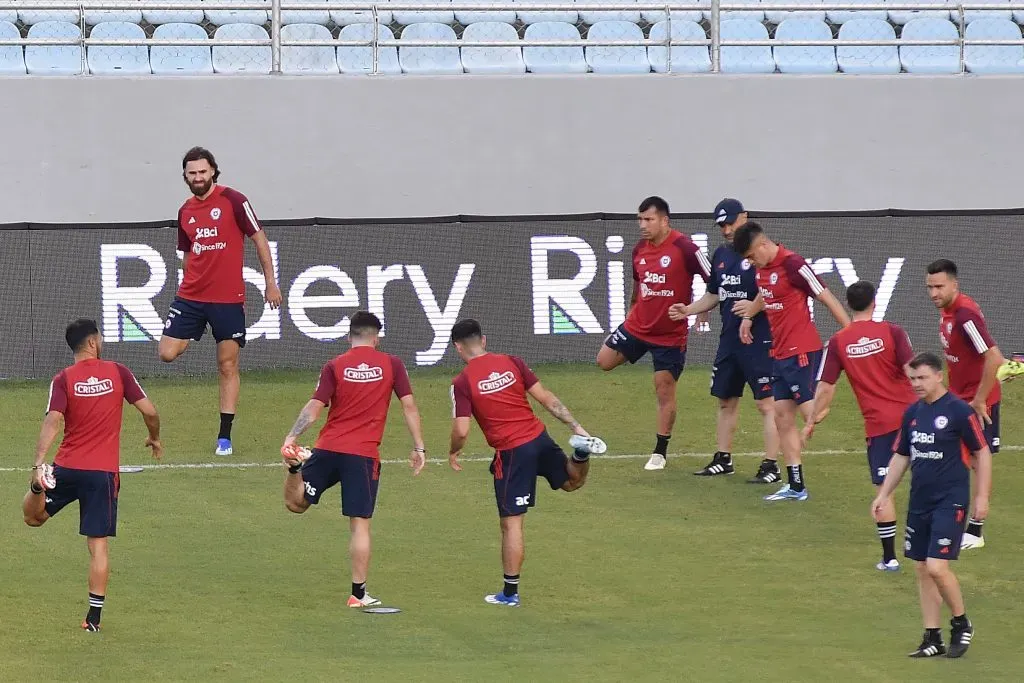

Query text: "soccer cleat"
[347, 594, 382, 608]
[484, 592, 521, 607]
[569, 434, 607, 455]
[281, 445, 312, 469]
[694, 452, 734, 477]
[960, 532, 985, 550]
[215, 438, 233, 457]
[996, 358, 1024, 383]
[763, 484, 809, 502]
[876, 559, 901, 572]
[644, 454, 667, 471]
[947, 620, 974, 658]
[81, 621, 101, 633]
[908, 634, 946, 658]
[38, 463, 57, 491]
[748, 459, 782, 484]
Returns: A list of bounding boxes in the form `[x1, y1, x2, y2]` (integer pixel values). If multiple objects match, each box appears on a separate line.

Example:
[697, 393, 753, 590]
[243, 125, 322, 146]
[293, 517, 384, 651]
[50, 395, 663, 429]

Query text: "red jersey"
[452, 353, 546, 451]
[176, 185, 262, 304]
[311, 346, 412, 459]
[46, 358, 147, 473]
[817, 320, 916, 437]
[940, 293, 1000, 407]
[625, 230, 711, 349]
[756, 245, 825, 359]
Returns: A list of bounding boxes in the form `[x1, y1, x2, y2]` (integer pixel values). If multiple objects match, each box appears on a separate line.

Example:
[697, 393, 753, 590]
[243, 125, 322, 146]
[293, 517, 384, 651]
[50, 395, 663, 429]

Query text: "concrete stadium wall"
[3, 75, 1022, 223]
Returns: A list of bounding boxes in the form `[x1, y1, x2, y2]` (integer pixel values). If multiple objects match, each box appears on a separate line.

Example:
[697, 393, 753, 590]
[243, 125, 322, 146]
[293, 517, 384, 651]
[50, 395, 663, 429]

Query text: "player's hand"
[448, 451, 462, 472]
[970, 399, 992, 426]
[668, 303, 689, 321]
[265, 282, 283, 310]
[145, 437, 164, 460]
[972, 496, 990, 521]
[739, 318, 754, 345]
[800, 422, 815, 447]
[410, 448, 426, 476]
[732, 299, 757, 319]
[870, 495, 889, 519]
[32, 466, 47, 491]
[572, 424, 590, 438]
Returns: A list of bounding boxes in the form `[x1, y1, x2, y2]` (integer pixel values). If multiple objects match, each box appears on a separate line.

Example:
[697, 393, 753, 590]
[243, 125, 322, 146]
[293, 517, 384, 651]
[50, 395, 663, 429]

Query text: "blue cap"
[714, 198, 745, 225]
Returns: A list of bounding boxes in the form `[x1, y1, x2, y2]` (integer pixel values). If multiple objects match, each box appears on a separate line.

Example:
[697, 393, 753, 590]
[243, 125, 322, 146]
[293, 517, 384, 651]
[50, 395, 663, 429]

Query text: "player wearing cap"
[670, 199, 780, 483]
[803, 281, 916, 571]
[450, 319, 606, 607]
[597, 196, 711, 471]
[23, 318, 163, 632]
[733, 222, 851, 502]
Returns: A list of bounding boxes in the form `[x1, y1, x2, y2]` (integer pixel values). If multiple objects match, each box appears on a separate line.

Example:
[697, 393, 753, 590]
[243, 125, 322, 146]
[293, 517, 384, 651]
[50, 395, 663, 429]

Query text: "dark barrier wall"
[1, 214, 1019, 379]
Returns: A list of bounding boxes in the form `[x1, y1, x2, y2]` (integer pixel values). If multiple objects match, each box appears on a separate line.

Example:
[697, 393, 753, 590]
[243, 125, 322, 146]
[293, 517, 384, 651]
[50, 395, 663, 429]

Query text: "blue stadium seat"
[88, 21, 151, 74]
[837, 17, 900, 74]
[900, 17, 959, 73]
[151, 22, 213, 74]
[212, 23, 271, 73]
[206, 1, 269, 27]
[0, 9, 15, 23]
[586, 20, 650, 74]
[889, 0, 950, 26]
[765, 0, 825, 25]
[456, 0, 516, 25]
[964, 18, 1024, 74]
[399, 22, 463, 74]
[720, 19, 775, 73]
[461, 21, 525, 74]
[578, 0, 641, 25]
[647, 20, 710, 74]
[515, 1, 577, 25]
[642, 2, 702, 25]
[0, 20, 26, 74]
[963, 0, 1010, 23]
[331, 2, 394, 26]
[523, 21, 587, 73]
[715, 0, 764, 22]
[827, 0, 887, 25]
[144, 5, 205, 26]
[85, 7, 143, 26]
[282, 0, 330, 26]
[281, 22, 339, 74]
[19, 7, 80, 25]
[336, 22, 401, 74]
[25, 21, 82, 75]
[773, 18, 837, 73]
[1015, 6, 1024, 24]
[393, 0, 455, 26]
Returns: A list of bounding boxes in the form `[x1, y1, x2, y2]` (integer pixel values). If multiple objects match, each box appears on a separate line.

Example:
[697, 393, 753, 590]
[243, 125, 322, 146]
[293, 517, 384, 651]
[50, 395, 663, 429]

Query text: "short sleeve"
[312, 363, 336, 405]
[676, 236, 712, 283]
[892, 408, 914, 457]
[225, 188, 262, 237]
[784, 254, 826, 298]
[117, 364, 147, 404]
[451, 374, 473, 418]
[391, 356, 412, 399]
[509, 355, 539, 390]
[890, 323, 914, 366]
[47, 372, 68, 415]
[177, 207, 191, 252]
[631, 242, 641, 282]
[957, 308, 995, 354]
[960, 409, 987, 453]
[817, 336, 843, 384]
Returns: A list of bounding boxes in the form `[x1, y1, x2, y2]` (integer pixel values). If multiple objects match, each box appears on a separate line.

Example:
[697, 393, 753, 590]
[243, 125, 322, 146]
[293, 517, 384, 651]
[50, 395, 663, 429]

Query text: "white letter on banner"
[288, 266, 360, 341]
[606, 235, 626, 330]
[406, 264, 476, 366]
[366, 265, 406, 337]
[244, 241, 280, 341]
[100, 244, 167, 342]
[531, 236, 602, 335]
[872, 258, 905, 322]
[689, 233, 710, 332]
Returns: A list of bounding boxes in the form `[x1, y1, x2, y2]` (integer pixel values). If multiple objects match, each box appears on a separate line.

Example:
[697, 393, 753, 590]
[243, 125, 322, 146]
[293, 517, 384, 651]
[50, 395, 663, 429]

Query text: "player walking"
[449, 319, 606, 607]
[597, 196, 711, 471]
[671, 198, 781, 483]
[803, 281, 915, 570]
[280, 312, 426, 609]
[926, 259, 1002, 550]
[872, 352, 991, 659]
[23, 318, 163, 632]
[159, 146, 283, 457]
[733, 223, 851, 501]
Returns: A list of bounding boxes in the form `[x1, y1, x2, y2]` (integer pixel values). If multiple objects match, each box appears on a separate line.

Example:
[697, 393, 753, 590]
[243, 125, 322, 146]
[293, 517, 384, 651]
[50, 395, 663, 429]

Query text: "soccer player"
[449, 319, 606, 607]
[280, 311, 426, 609]
[732, 222, 851, 501]
[670, 198, 781, 483]
[597, 196, 711, 471]
[872, 352, 991, 659]
[158, 146, 283, 457]
[803, 281, 916, 571]
[23, 318, 163, 632]
[926, 259, 1002, 550]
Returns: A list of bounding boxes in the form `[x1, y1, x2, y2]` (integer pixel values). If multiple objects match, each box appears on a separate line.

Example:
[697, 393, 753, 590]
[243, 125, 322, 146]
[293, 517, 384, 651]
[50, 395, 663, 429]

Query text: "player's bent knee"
[23, 515, 45, 527]
[158, 349, 178, 363]
[285, 499, 309, 514]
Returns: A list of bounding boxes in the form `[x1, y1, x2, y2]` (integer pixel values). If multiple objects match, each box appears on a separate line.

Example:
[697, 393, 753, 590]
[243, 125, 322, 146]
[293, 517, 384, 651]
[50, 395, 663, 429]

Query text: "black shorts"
[45, 466, 120, 537]
[300, 449, 380, 518]
[710, 340, 774, 400]
[771, 351, 821, 404]
[905, 502, 969, 562]
[491, 431, 570, 517]
[165, 297, 246, 347]
[603, 324, 686, 380]
[985, 402, 1000, 454]
[866, 430, 899, 486]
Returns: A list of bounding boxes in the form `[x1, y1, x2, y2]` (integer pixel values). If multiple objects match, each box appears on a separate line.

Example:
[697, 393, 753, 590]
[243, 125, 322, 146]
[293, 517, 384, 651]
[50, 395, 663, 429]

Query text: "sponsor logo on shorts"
[344, 363, 384, 383]
[479, 371, 516, 394]
[937, 538, 952, 546]
[304, 481, 317, 497]
[515, 494, 531, 507]
[905, 541, 912, 551]
[934, 415, 948, 429]
[74, 376, 114, 397]
[846, 336, 885, 358]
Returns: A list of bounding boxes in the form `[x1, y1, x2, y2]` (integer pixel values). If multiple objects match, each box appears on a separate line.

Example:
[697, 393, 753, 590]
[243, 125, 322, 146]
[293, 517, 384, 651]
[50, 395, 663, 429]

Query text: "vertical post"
[957, 3, 965, 74]
[710, 0, 720, 73]
[665, 5, 672, 73]
[271, 0, 282, 74]
[372, 3, 379, 75]
[79, 2, 86, 75]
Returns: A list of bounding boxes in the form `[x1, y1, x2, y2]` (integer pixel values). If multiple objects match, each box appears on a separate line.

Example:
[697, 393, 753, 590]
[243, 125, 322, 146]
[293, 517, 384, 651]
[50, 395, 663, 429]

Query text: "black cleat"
[947, 620, 974, 658]
[694, 452, 734, 476]
[81, 621, 101, 632]
[748, 459, 781, 484]
[908, 634, 946, 658]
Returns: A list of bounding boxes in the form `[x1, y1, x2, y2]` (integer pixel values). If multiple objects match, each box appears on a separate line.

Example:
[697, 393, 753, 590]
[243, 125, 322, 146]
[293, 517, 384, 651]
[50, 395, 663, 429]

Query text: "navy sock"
[503, 574, 519, 597]
[951, 614, 970, 630]
[87, 593, 104, 625]
[654, 434, 670, 457]
[926, 628, 943, 642]
[787, 465, 805, 492]
[877, 521, 897, 562]
[966, 519, 983, 538]
[218, 413, 234, 441]
[352, 582, 366, 600]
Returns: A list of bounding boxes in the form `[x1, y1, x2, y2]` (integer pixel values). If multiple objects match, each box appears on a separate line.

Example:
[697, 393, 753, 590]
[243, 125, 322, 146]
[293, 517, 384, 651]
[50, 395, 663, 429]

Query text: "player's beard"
[189, 178, 214, 197]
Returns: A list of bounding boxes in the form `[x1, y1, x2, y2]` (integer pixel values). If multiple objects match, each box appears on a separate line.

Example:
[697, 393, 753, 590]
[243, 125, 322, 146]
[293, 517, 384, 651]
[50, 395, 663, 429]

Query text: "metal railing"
[2, 2, 1024, 74]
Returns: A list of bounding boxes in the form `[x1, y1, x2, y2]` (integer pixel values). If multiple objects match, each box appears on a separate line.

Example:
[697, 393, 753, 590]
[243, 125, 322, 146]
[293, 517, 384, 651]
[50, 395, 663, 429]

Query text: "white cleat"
[569, 435, 607, 455]
[347, 593, 382, 608]
[876, 559, 901, 572]
[960, 532, 985, 550]
[644, 454, 666, 471]
[38, 463, 57, 491]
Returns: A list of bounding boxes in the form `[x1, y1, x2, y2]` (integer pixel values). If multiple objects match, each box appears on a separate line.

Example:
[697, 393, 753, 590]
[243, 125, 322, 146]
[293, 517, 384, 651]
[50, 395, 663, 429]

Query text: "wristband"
[288, 463, 302, 474]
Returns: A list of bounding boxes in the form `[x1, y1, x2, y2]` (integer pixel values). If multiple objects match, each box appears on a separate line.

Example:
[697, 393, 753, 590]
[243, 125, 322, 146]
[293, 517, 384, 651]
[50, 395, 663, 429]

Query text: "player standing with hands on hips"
[158, 147, 283, 457]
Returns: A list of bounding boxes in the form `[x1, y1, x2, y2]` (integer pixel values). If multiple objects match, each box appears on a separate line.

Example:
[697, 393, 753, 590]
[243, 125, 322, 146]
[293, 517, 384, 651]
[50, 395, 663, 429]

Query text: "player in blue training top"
[670, 198, 780, 483]
[872, 351, 992, 660]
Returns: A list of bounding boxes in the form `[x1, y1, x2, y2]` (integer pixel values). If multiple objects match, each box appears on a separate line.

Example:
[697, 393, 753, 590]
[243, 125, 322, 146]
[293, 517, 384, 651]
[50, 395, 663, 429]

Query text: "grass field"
[2, 363, 1022, 682]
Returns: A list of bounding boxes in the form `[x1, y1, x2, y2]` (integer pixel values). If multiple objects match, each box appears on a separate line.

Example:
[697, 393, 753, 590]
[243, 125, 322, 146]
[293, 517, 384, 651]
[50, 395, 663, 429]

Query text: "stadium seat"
[578, 0, 641, 25]
[1013, 6, 1024, 24]
[330, 1, 393, 26]
[393, 0, 455, 26]
[0, 21, 26, 74]
[144, 5, 205, 26]
[720, 19, 775, 73]
[88, 21, 151, 74]
[151, 22, 213, 74]
[889, 0, 950, 26]
[85, 6, 143, 26]
[773, 18, 837, 73]
[515, 1, 577, 25]
[0, 9, 14, 23]
[764, 0, 825, 25]
[647, 20, 710, 73]
[642, 2, 702, 24]
[461, 21, 525, 73]
[212, 23, 271, 73]
[336, 22, 401, 74]
[523, 21, 588, 73]
[711, 0, 764, 22]
[585, 21, 650, 74]
[456, 0, 516, 25]
[206, 0, 269, 27]
[281, 23, 338, 74]
[900, 17, 960, 73]
[837, 17, 900, 73]
[19, 7, 80, 25]
[964, 18, 1024, 74]
[827, 0, 887, 25]
[399, 22, 463, 74]
[25, 21, 82, 74]
[282, 0, 330, 26]
[963, 0, 1010, 23]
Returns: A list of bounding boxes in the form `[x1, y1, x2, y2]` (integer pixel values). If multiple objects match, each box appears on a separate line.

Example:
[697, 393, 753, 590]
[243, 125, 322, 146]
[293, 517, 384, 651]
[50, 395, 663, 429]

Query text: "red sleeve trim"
[510, 355, 539, 389]
[223, 187, 261, 237]
[452, 373, 473, 418]
[391, 356, 413, 399]
[47, 371, 68, 415]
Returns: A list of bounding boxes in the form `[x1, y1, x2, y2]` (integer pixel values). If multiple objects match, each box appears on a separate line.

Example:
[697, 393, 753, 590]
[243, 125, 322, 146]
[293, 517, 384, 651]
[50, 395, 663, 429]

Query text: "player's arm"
[34, 411, 63, 469]
[804, 338, 842, 443]
[391, 358, 425, 475]
[527, 382, 588, 437]
[786, 256, 851, 327]
[119, 364, 162, 459]
[448, 376, 473, 471]
[669, 291, 719, 321]
[958, 310, 1003, 423]
[250, 231, 283, 309]
[283, 399, 325, 448]
[872, 414, 912, 515]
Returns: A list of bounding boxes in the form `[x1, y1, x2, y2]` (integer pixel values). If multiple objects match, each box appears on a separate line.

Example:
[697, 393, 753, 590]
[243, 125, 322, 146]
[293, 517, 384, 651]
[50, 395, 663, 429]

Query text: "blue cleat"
[215, 438, 233, 457]
[484, 592, 520, 607]
[763, 484, 809, 502]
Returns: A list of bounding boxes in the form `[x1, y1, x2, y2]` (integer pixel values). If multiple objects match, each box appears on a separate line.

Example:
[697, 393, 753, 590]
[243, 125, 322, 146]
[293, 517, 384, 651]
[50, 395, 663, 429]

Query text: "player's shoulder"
[670, 231, 697, 252]
[943, 393, 973, 417]
[902, 399, 923, 422]
[781, 249, 809, 269]
[711, 243, 731, 262]
[218, 185, 243, 200]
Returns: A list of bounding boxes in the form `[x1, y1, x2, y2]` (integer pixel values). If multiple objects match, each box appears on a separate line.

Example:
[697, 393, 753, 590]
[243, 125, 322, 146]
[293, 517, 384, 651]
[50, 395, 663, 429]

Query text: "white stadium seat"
[900, 17, 959, 73]
[0, 9, 15, 23]
[523, 21, 587, 73]
[720, 19, 775, 73]
[647, 20, 710, 74]
[212, 23, 271, 73]
[456, 0, 516, 26]
[206, 0, 269, 27]
[764, 0, 825, 25]
[837, 17, 900, 74]
[337, 22, 401, 74]
[963, 0, 1010, 23]
[281, 22, 338, 74]
[827, 0, 887, 25]
[0, 20, 26, 74]
[393, 0, 455, 26]
[331, 2, 394, 26]
[85, 6, 143, 26]
[88, 21, 151, 74]
[399, 22, 463, 74]
[889, 0, 950, 26]
[964, 18, 1024, 74]
[151, 22, 213, 74]
[773, 18, 837, 73]
[461, 21, 525, 74]
[25, 21, 82, 75]
[1015, 6, 1024, 24]
[515, 0, 577, 25]
[144, 3, 205, 25]
[586, 21, 650, 74]
[642, 1, 702, 25]
[578, 0, 641, 26]
[19, 7, 80, 25]
[282, 0, 330, 26]
[712, 0, 764, 22]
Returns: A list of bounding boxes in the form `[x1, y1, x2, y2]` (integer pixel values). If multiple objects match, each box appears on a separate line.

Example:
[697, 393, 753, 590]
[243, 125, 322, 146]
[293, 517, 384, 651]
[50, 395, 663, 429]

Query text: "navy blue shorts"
[905, 502, 969, 562]
[710, 340, 774, 400]
[300, 449, 380, 518]
[165, 297, 246, 347]
[491, 431, 570, 517]
[985, 402, 1000, 454]
[771, 350, 821, 404]
[866, 430, 898, 485]
[604, 324, 686, 380]
[45, 466, 119, 537]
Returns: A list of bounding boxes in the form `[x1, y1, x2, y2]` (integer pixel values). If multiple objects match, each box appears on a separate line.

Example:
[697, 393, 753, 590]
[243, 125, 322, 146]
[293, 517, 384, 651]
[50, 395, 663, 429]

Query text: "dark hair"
[926, 259, 958, 278]
[908, 351, 944, 373]
[451, 319, 483, 343]
[732, 221, 765, 256]
[638, 196, 670, 216]
[182, 146, 220, 182]
[845, 280, 876, 312]
[349, 311, 382, 337]
[65, 318, 99, 352]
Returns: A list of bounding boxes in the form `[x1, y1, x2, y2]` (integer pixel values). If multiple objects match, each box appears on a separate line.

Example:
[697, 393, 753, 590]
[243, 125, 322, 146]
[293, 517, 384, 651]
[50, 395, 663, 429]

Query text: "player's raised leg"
[216, 339, 241, 456]
[157, 335, 190, 363]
